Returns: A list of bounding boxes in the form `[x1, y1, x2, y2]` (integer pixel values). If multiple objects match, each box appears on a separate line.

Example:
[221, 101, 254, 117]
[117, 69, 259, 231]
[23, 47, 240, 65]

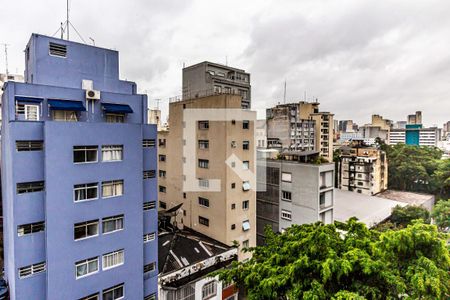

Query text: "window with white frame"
[102, 180, 123, 198]
[281, 172, 292, 183]
[53, 110, 78, 122]
[78, 292, 99, 300]
[281, 209, 292, 221]
[73, 146, 98, 163]
[17, 181, 45, 194]
[102, 249, 124, 270]
[102, 215, 124, 234]
[143, 201, 156, 211]
[202, 281, 217, 299]
[17, 221, 45, 236]
[106, 113, 124, 123]
[102, 145, 123, 161]
[74, 183, 98, 201]
[18, 261, 46, 278]
[144, 262, 156, 273]
[102, 283, 124, 300]
[74, 220, 99, 240]
[281, 191, 292, 201]
[143, 232, 156, 243]
[75, 257, 99, 279]
[16, 103, 40, 121]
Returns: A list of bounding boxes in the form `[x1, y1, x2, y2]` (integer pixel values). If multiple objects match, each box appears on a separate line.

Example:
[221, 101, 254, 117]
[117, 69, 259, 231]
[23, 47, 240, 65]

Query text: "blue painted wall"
[1, 34, 158, 300]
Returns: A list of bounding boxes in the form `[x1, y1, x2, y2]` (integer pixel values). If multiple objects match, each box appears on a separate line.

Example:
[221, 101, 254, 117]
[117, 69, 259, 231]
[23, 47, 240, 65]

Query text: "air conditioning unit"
[85, 89, 100, 100]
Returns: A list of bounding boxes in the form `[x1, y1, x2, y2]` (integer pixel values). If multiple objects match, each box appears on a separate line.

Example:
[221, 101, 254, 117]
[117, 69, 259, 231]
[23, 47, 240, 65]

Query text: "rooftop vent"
[49, 42, 67, 58]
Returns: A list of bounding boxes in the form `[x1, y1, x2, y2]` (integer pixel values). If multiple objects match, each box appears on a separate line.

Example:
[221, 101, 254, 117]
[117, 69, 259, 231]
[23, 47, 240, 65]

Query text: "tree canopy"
[432, 199, 450, 231]
[218, 219, 450, 299]
[390, 205, 430, 227]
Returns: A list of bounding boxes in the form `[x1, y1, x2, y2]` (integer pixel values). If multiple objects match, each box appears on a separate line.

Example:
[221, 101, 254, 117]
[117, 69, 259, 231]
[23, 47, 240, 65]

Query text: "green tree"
[432, 199, 450, 231]
[217, 219, 450, 299]
[390, 205, 430, 227]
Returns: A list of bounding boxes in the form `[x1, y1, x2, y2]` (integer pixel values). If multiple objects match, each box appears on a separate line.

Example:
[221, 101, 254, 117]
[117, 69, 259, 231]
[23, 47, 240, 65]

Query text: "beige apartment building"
[311, 111, 334, 162]
[338, 145, 388, 195]
[158, 94, 256, 260]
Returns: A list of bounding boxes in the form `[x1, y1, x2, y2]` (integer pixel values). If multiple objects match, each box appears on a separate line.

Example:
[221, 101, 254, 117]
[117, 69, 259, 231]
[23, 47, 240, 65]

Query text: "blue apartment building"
[1, 34, 158, 300]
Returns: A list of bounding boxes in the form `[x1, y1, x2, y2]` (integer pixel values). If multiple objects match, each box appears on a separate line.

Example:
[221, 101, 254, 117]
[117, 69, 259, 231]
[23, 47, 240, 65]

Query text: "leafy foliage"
[432, 199, 450, 231]
[390, 205, 430, 227]
[218, 219, 450, 299]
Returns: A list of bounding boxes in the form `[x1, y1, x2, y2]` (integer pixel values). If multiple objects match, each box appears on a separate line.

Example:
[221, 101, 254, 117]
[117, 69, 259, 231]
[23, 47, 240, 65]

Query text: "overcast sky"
[1, 0, 449, 127]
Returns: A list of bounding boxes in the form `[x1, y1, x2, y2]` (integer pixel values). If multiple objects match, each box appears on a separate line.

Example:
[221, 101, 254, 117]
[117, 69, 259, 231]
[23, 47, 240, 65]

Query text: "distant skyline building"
[1, 34, 158, 299]
[389, 125, 439, 147]
[407, 111, 422, 125]
[359, 114, 392, 143]
[182, 61, 251, 109]
[256, 151, 334, 245]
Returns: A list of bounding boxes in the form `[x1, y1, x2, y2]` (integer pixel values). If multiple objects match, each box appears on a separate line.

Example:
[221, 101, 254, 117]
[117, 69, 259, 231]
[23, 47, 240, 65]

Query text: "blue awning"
[102, 103, 133, 114]
[48, 99, 86, 111]
[15, 96, 43, 103]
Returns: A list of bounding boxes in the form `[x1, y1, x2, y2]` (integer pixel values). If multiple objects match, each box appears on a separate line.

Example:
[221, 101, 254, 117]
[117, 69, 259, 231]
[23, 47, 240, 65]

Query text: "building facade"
[1, 34, 158, 299]
[255, 119, 267, 149]
[1, 73, 24, 122]
[158, 94, 256, 261]
[338, 146, 388, 195]
[182, 61, 251, 109]
[389, 125, 439, 147]
[359, 114, 392, 143]
[256, 151, 334, 245]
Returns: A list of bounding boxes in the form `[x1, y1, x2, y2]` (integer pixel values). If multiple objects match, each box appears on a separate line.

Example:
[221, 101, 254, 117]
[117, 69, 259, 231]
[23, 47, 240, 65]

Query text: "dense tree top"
[218, 219, 450, 299]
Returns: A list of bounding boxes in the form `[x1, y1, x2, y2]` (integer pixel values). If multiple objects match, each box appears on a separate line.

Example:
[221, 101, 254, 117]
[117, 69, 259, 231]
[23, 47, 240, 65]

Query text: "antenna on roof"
[66, 0, 70, 40]
[155, 99, 162, 110]
[1, 43, 9, 76]
[283, 80, 287, 104]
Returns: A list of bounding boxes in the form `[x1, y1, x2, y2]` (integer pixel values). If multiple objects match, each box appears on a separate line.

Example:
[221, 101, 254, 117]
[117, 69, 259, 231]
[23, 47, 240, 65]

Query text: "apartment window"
[198, 140, 209, 149]
[74, 220, 99, 240]
[16, 103, 39, 121]
[159, 201, 167, 209]
[159, 170, 166, 178]
[102, 180, 124, 198]
[16, 140, 43, 151]
[198, 197, 210, 207]
[53, 110, 78, 122]
[17, 181, 45, 194]
[242, 220, 250, 231]
[159, 155, 166, 162]
[74, 146, 98, 163]
[202, 281, 217, 299]
[232, 119, 236, 125]
[231, 183, 236, 189]
[242, 240, 249, 248]
[199, 178, 209, 189]
[17, 221, 45, 236]
[231, 224, 236, 230]
[74, 183, 98, 201]
[49, 42, 67, 57]
[183, 192, 186, 199]
[281, 209, 292, 221]
[102, 283, 124, 300]
[143, 201, 156, 211]
[143, 170, 156, 179]
[281, 172, 292, 183]
[144, 262, 156, 273]
[143, 139, 156, 147]
[159, 139, 166, 147]
[242, 200, 249, 210]
[18, 261, 46, 278]
[281, 191, 292, 201]
[75, 257, 99, 279]
[198, 120, 209, 130]
[144, 293, 156, 300]
[143, 232, 156, 243]
[102, 145, 123, 161]
[102, 215, 124, 234]
[103, 249, 124, 270]
[159, 185, 166, 193]
[214, 85, 222, 93]
[106, 113, 125, 123]
[243, 120, 250, 129]
[78, 293, 99, 300]
[199, 216, 209, 227]
[231, 161, 236, 168]
[243, 181, 251, 191]
[243, 141, 250, 150]
[243, 161, 250, 170]
[231, 203, 236, 210]
[198, 159, 209, 169]
[320, 193, 326, 207]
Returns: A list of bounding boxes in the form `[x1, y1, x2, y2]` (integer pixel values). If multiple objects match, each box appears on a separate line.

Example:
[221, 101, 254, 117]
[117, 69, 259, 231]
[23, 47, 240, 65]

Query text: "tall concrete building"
[255, 119, 267, 148]
[158, 93, 256, 260]
[389, 125, 439, 147]
[338, 145, 388, 195]
[360, 114, 392, 143]
[182, 61, 251, 109]
[1, 73, 24, 122]
[407, 111, 422, 125]
[1, 34, 158, 299]
[256, 151, 334, 245]
[266, 101, 334, 161]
